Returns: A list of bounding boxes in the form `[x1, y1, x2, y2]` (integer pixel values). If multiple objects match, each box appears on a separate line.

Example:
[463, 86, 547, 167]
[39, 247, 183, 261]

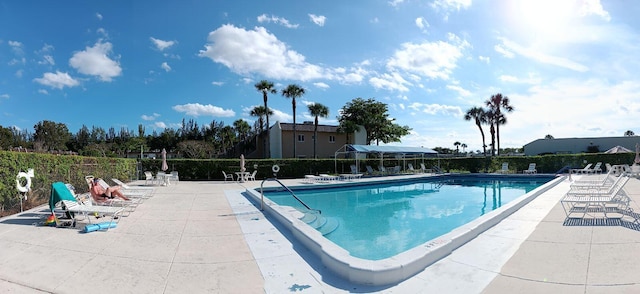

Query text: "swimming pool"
[245, 174, 563, 286]
[264, 177, 552, 260]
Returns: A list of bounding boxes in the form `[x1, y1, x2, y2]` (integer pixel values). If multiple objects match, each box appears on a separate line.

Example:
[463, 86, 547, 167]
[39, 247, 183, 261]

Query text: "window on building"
[298, 134, 305, 142]
[329, 135, 336, 143]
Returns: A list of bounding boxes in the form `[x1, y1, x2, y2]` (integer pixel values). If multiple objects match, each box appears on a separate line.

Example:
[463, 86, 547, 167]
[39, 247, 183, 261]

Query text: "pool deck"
[0, 173, 639, 293]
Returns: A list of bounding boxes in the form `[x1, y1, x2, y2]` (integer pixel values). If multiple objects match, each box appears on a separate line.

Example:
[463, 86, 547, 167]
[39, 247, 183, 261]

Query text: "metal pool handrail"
[259, 178, 321, 214]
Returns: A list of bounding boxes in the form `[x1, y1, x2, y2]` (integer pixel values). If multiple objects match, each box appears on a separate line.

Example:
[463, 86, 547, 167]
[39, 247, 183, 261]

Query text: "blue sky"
[1, 0, 638, 152]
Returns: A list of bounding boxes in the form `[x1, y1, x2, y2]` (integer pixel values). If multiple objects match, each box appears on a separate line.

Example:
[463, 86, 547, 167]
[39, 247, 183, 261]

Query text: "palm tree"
[232, 119, 251, 142]
[307, 103, 329, 159]
[461, 143, 467, 153]
[486, 110, 497, 156]
[624, 130, 635, 136]
[453, 141, 461, 153]
[281, 84, 305, 158]
[255, 80, 277, 158]
[249, 106, 272, 134]
[464, 107, 488, 156]
[485, 93, 514, 156]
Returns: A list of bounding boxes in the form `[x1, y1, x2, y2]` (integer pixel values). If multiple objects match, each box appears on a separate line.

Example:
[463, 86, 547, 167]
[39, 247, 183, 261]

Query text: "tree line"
[0, 80, 412, 158]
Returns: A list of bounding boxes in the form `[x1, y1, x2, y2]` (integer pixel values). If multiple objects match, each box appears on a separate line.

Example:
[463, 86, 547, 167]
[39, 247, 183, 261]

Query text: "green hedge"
[0, 151, 137, 216]
[140, 152, 635, 180]
[3, 151, 635, 217]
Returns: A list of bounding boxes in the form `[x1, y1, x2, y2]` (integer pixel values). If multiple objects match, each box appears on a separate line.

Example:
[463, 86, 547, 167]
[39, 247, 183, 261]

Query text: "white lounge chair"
[561, 176, 631, 219]
[497, 162, 510, 174]
[303, 175, 319, 184]
[571, 163, 592, 174]
[523, 163, 537, 174]
[246, 170, 257, 181]
[587, 162, 603, 174]
[169, 171, 180, 184]
[378, 165, 387, 175]
[144, 171, 157, 185]
[420, 163, 432, 173]
[222, 171, 234, 182]
[111, 178, 155, 196]
[407, 163, 417, 173]
[366, 165, 375, 175]
[49, 182, 123, 230]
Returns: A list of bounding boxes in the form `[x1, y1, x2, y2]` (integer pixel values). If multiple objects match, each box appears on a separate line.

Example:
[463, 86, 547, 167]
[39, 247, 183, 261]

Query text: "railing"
[259, 178, 321, 214]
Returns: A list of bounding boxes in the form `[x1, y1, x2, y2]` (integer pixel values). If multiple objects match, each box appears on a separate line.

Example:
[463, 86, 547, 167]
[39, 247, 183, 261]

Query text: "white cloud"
[150, 37, 176, 51]
[8, 58, 25, 66]
[499, 38, 589, 72]
[478, 55, 490, 63]
[69, 41, 122, 81]
[415, 17, 429, 31]
[499, 73, 541, 84]
[33, 71, 80, 89]
[37, 89, 48, 95]
[161, 62, 171, 72]
[446, 84, 471, 97]
[579, 0, 610, 21]
[97, 28, 108, 38]
[257, 14, 299, 29]
[408, 102, 463, 116]
[388, 0, 405, 7]
[369, 72, 411, 92]
[386, 38, 467, 80]
[309, 14, 326, 26]
[494, 44, 515, 58]
[211, 81, 224, 86]
[172, 103, 235, 117]
[8, 40, 23, 55]
[431, 0, 472, 11]
[154, 121, 167, 129]
[0, 94, 9, 99]
[38, 55, 55, 66]
[96, 13, 103, 20]
[243, 105, 292, 123]
[313, 82, 329, 89]
[199, 25, 329, 81]
[270, 108, 293, 123]
[501, 78, 640, 144]
[141, 113, 160, 121]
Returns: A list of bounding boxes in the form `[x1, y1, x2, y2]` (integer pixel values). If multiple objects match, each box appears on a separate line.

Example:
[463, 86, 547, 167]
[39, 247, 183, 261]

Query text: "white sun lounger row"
[303, 173, 363, 184]
[561, 175, 630, 219]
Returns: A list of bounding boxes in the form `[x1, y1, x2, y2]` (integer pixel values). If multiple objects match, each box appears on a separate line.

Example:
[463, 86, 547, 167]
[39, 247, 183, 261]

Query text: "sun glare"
[513, 0, 577, 38]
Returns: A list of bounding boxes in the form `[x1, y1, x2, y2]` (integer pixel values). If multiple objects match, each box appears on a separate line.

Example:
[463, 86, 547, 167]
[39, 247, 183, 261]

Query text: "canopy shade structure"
[345, 144, 437, 154]
[604, 145, 633, 153]
[334, 144, 438, 174]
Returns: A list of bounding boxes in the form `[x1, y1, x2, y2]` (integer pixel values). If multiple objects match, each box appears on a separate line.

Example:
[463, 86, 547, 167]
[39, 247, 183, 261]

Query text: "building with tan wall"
[267, 121, 367, 159]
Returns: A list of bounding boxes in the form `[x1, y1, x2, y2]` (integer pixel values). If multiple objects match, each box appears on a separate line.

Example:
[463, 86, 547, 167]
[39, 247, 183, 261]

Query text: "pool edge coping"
[243, 174, 566, 286]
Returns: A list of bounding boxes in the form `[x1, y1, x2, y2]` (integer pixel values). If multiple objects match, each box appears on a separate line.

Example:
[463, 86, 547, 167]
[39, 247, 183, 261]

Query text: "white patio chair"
[222, 171, 234, 182]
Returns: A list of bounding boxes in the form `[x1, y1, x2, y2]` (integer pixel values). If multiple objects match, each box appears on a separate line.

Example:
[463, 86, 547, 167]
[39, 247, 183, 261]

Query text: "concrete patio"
[0, 173, 638, 293]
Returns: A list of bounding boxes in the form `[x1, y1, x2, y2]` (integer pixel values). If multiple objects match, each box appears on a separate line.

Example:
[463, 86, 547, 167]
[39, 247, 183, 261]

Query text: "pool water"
[264, 177, 553, 260]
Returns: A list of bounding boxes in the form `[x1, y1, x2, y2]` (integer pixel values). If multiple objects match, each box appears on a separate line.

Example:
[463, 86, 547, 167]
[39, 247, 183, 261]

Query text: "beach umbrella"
[604, 145, 632, 153]
[635, 143, 640, 165]
[161, 148, 168, 171]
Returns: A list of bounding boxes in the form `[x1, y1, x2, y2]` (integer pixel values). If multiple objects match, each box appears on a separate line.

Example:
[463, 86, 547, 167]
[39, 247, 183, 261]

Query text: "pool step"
[318, 217, 339, 236]
[300, 212, 340, 236]
[299, 212, 318, 224]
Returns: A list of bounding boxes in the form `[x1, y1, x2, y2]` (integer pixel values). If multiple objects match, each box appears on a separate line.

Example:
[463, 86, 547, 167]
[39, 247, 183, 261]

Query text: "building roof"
[277, 122, 344, 133]
[346, 144, 437, 154]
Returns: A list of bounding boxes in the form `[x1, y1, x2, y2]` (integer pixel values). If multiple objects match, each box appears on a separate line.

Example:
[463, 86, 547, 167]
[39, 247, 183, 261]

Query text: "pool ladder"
[260, 178, 339, 235]
[260, 178, 320, 214]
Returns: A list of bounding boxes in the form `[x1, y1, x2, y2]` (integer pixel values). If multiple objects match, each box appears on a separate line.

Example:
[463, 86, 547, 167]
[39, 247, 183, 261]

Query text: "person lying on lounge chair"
[90, 178, 130, 202]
